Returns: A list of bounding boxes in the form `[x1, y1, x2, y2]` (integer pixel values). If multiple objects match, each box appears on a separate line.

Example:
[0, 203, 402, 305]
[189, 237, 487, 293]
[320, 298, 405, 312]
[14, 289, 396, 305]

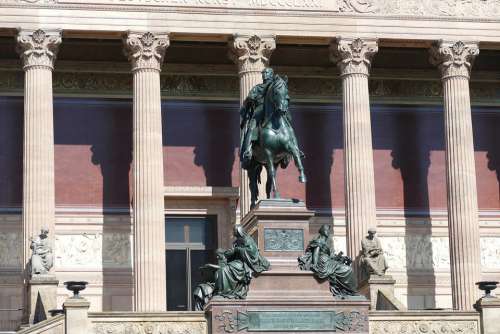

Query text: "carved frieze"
[55, 233, 131, 269]
[480, 237, 500, 269]
[330, 38, 378, 77]
[123, 32, 170, 72]
[0, 67, 499, 102]
[0, 232, 21, 268]
[371, 319, 479, 334]
[429, 41, 479, 80]
[379, 236, 450, 271]
[92, 321, 206, 334]
[16, 29, 62, 70]
[229, 35, 276, 74]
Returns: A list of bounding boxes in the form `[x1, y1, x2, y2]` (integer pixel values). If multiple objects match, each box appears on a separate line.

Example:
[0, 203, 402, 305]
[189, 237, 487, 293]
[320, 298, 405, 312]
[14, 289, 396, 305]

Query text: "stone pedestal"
[242, 199, 313, 271]
[27, 275, 59, 325]
[476, 297, 500, 334]
[358, 275, 405, 310]
[206, 298, 369, 334]
[63, 297, 90, 334]
[207, 199, 370, 334]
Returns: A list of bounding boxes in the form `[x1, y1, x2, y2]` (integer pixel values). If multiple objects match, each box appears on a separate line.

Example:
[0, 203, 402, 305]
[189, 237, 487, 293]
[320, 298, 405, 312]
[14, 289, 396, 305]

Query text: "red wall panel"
[0, 97, 493, 211]
[163, 100, 240, 188]
[54, 99, 132, 207]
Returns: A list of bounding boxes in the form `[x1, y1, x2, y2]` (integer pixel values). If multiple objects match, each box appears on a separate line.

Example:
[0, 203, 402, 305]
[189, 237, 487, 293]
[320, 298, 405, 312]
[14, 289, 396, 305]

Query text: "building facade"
[0, 0, 500, 330]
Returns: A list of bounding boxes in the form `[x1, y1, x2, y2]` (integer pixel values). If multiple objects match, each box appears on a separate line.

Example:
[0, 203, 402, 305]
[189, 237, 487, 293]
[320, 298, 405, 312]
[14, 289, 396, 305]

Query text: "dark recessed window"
[165, 216, 217, 311]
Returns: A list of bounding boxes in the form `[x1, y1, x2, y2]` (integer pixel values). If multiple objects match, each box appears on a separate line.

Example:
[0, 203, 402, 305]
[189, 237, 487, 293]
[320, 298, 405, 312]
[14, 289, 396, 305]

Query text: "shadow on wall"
[373, 105, 444, 310]
[54, 98, 134, 311]
[0, 97, 23, 208]
[162, 100, 239, 188]
[294, 104, 342, 211]
[474, 109, 500, 207]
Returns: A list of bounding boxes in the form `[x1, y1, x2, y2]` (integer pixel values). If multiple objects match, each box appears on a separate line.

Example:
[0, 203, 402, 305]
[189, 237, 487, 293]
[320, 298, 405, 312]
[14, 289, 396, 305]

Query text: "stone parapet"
[88, 311, 207, 334]
[369, 310, 480, 334]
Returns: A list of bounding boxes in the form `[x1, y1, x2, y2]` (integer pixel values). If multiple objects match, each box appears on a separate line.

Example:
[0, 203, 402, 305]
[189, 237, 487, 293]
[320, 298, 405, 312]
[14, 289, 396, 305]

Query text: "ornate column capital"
[228, 34, 276, 74]
[330, 37, 378, 77]
[123, 31, 170, 72]
[16, 29, 62, 70]
[429, 40, 479, 80]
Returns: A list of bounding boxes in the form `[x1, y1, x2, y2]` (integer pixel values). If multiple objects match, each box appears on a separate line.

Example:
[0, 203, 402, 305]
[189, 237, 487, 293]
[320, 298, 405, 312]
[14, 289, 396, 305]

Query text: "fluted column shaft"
[16, 29, 61, 273]
[430, 40, 481, 310]
[124, 31, 169, 312]
[330, 38, 378, 266]
[229, 35, 276, 218]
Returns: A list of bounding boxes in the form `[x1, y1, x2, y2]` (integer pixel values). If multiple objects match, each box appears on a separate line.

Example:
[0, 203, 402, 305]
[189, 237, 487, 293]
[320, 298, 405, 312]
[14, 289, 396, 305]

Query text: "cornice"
[2, 0, 500, 21]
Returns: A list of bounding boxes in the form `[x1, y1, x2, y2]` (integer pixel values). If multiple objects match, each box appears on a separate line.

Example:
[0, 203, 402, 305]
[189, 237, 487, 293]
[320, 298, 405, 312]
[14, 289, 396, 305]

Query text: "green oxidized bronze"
[193, 225, 270, 310]
[240, 68, 306, 209]
[298, 224, 358, 298]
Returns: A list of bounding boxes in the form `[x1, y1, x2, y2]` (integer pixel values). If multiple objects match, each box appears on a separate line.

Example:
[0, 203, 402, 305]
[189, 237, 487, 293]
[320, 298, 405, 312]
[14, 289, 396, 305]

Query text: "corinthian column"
[330, 38, 378, 271]
[430, 40, 481, 310]
[124, 31, 169, 312]
[16, 29, 61, 274]
[229, 34, 276, 219]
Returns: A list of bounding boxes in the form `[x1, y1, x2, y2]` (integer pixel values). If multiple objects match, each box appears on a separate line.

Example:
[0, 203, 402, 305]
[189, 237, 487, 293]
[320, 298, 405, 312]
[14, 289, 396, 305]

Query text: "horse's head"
[268, 75, 289, 116]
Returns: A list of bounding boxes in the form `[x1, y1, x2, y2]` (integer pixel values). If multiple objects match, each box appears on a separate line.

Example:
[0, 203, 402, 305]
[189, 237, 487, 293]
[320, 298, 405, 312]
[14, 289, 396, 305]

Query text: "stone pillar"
[229, 34, 276, 219]
[430, 40, 481, 311]
[16, 29, 61, 273]
[63, 297, 90, 334]
[476, 296, 500, 334]
[123, 31, 169, 312]
[330, 38, 378, 266]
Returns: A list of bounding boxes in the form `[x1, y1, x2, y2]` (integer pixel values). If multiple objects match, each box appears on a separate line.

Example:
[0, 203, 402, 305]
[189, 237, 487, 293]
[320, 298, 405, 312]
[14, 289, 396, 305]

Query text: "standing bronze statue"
[240, 68, 306, 208]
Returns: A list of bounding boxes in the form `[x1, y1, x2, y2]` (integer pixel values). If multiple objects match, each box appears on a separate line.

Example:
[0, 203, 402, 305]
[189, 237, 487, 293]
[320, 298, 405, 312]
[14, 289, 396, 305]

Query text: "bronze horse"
[245, 74, 306, 208]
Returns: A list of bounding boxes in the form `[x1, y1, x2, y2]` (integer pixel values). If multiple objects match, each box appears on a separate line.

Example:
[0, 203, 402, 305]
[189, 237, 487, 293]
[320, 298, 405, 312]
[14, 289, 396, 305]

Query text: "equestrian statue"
[240, 67, 306, 208]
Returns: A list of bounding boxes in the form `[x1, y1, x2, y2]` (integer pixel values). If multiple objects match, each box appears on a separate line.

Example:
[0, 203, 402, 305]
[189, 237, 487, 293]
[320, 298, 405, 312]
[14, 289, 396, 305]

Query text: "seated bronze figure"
[194, 225, 269, 310]
[299, 224, 358, 298]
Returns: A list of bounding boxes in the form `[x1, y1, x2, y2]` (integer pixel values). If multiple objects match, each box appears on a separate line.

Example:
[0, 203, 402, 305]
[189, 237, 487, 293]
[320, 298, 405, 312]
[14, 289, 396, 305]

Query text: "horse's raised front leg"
[289, 144, 307, 183]
[264, 149, 280, 198]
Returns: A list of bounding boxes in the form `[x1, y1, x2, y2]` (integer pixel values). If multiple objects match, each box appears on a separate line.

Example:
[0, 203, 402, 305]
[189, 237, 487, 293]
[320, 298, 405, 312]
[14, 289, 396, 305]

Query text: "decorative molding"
[123, 31, 170, 72]
[429, 40, 479, 80]
[370, 319, 479, 334]
[92, 321, 206, 334]
[214, 310, 236, 333]
[330, 37, 378, 77]
[7, 0, 500, 19]
[16, 29, 62, 70]
[228, 35, 276, 74]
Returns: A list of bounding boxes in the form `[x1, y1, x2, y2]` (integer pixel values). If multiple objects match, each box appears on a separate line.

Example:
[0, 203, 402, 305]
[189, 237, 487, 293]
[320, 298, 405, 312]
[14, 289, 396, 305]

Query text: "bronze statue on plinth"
[239, 67, 306, 209]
